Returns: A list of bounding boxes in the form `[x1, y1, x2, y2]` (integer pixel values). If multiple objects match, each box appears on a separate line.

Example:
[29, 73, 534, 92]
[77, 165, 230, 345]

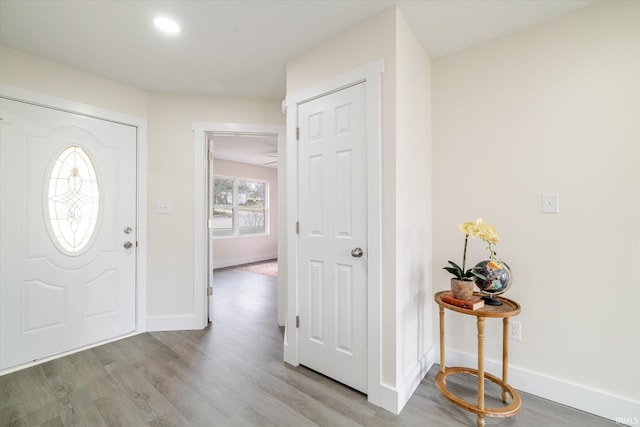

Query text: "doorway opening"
[207, 131, 279, 322]
[192, 122, 286, 328]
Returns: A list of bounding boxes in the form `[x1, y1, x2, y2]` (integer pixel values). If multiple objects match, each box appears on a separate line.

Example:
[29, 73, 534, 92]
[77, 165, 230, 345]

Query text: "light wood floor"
[1, 266, 614, 426]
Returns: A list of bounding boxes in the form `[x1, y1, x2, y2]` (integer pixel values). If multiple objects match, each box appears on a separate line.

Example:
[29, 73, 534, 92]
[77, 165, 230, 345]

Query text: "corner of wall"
[375, 345, 436, 414]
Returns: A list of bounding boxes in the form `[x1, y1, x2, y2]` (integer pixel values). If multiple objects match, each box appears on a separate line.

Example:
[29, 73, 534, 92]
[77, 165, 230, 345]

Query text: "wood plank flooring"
[1, 266, 615, 426]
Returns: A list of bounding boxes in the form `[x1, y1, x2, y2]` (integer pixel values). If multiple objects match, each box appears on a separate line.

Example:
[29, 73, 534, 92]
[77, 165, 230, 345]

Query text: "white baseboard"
[378, 382, 401, 414]
[376, 346, 436, 414]
[146, 314, 206, 332]
[0, 330, 140, 376]
[441, 347, 640, 424]
[212, 253, 277, 269]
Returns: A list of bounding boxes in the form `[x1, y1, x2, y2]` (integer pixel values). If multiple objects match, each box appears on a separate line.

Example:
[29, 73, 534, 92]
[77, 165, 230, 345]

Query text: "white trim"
[376, 346, 436, 415]
[212, 253, 278, 270]
[397, 346, 435, 412]
[0, 83, 148, 367]
[441, 347, 640, 424]
[192, 122, 286, 328]
[0, 331, 140, 376]
[276, 124, 287, 326]
[283, 104, 299, 364]
[136, 115, 148, 333]
[283, 59, 385, 409]
[145, 314, 206, 332]
[0, 84, 145, 128]
[193, 126, 209, 329]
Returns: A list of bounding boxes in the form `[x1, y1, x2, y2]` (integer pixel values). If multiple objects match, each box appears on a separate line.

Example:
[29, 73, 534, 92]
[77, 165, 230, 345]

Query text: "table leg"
[439, 306, 445, 375]
[477, 316, 485, 427]
[502, 317, 511, 403]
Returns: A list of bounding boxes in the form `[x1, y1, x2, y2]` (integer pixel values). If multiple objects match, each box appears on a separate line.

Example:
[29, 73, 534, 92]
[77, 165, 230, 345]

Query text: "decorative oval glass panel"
[47, 146, 100, 254]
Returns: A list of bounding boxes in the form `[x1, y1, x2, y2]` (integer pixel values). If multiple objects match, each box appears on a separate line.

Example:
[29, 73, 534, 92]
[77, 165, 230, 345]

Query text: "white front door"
[0, 97, 137, 370]
[297, 82, 368, 393]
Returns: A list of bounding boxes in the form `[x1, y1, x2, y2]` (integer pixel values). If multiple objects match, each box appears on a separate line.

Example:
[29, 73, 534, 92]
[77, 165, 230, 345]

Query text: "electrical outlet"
[509, 320, 522, 341]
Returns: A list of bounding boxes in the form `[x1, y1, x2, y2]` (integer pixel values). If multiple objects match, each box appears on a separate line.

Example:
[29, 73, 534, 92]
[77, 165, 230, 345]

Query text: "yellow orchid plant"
[443, 218, 499, 281]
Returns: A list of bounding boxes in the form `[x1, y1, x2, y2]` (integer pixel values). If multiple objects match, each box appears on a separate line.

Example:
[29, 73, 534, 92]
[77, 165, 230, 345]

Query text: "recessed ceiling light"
[154, 16, 180, 35]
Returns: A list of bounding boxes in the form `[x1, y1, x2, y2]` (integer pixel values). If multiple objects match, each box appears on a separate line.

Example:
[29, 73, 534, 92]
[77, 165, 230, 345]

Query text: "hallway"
[0, 267, 615, 426]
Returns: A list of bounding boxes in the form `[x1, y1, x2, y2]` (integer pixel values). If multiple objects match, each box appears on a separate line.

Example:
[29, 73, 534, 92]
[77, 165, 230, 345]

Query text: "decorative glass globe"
[473, 260, 512, 306]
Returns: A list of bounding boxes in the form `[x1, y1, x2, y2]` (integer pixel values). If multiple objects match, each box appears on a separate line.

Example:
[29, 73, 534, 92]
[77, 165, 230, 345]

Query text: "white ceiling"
[0, 0, 596, 168]
[0, 0, 596, 99]
[209, 133, 279, 168]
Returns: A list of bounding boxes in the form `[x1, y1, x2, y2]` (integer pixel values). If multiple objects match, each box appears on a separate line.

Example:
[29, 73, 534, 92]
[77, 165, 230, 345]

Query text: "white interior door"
[0, 97, 137, 370]
[207, 136, 214, 322]
[297, 82, 368, 393]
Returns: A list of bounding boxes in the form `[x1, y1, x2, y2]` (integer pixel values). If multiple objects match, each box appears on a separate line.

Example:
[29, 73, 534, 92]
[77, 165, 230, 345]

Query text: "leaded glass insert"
[47, 146, 100, 254]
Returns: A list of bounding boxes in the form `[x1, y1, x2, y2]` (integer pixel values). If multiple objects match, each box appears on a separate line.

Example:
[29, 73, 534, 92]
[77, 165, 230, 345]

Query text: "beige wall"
[287, 8, 433, 407]
[0, 45, 147, 118]
[394, 12, 432, 387]
[211, 158, 278, 268]
[0, 46, 284, 321]
[146, 93, 283, 316]
[5, 0, 636, 414]
[432, 0, 640, 402]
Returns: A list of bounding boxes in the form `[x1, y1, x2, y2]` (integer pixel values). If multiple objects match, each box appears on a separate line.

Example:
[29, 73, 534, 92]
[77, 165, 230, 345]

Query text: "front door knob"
[351, 247, 363, 258]
[123, 241, 133, 249]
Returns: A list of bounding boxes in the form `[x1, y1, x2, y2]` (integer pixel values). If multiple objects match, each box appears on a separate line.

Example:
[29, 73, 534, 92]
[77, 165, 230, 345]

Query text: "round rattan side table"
[434, 290, 522, 427]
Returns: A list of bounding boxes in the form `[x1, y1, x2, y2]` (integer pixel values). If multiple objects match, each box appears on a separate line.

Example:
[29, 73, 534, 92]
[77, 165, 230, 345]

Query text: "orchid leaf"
[447, 260, 463, 271]
[471, 271, 487, 281]
[443, 267, 461, 277]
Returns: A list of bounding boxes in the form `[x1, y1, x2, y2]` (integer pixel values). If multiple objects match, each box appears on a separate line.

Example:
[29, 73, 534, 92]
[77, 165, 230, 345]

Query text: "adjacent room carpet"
[240, 260, 278, 278]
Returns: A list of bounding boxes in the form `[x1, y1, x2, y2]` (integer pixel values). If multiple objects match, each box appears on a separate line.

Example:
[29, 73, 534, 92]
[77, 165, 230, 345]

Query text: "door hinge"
[207, 287, 213, 296]
[296, 315, 300, 328]
[208, 151, 213, 161]
[136, 241, 138, 247]
[296, 127, 300, 140]
[296, 221, 299, 234]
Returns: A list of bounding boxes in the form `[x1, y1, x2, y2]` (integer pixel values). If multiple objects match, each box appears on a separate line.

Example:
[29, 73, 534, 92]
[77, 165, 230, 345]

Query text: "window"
[47, 145, 100, 254]
[213, 176, 267, 237]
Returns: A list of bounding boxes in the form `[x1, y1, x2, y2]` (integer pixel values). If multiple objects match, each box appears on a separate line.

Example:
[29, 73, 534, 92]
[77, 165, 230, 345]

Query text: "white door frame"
[0, 83, 148, 373]
[283, 59, 384, 406]
[192, 122, 286, 326]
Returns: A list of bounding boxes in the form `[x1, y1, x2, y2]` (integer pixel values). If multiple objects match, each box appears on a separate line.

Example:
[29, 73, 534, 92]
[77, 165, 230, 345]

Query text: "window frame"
[212, 174, 269, 239]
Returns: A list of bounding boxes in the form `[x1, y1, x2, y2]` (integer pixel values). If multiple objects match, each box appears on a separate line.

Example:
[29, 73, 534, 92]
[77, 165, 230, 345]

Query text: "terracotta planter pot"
[450, 278, 475, 300]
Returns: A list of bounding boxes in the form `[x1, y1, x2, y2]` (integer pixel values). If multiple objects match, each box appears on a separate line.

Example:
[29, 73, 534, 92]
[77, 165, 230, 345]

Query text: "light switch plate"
[158, 200, 172, 214]
[542, 193, 559, 214]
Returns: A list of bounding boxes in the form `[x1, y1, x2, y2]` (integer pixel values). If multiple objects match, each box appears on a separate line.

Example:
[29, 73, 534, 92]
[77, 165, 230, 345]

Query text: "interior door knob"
[351, 247, 363, 258]
[123, 241, 133, 249]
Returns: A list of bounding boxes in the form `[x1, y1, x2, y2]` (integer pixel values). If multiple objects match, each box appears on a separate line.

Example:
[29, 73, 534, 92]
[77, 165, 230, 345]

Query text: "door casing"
[283, 60, 384, 406]
[0, 83, 148, 375]
[192, 122, 286, 326]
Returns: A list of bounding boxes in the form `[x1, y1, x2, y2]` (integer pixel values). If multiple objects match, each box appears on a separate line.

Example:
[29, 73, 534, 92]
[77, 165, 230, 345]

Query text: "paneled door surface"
[297, 82, 368, 393]
[0, 97, 137, 370]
